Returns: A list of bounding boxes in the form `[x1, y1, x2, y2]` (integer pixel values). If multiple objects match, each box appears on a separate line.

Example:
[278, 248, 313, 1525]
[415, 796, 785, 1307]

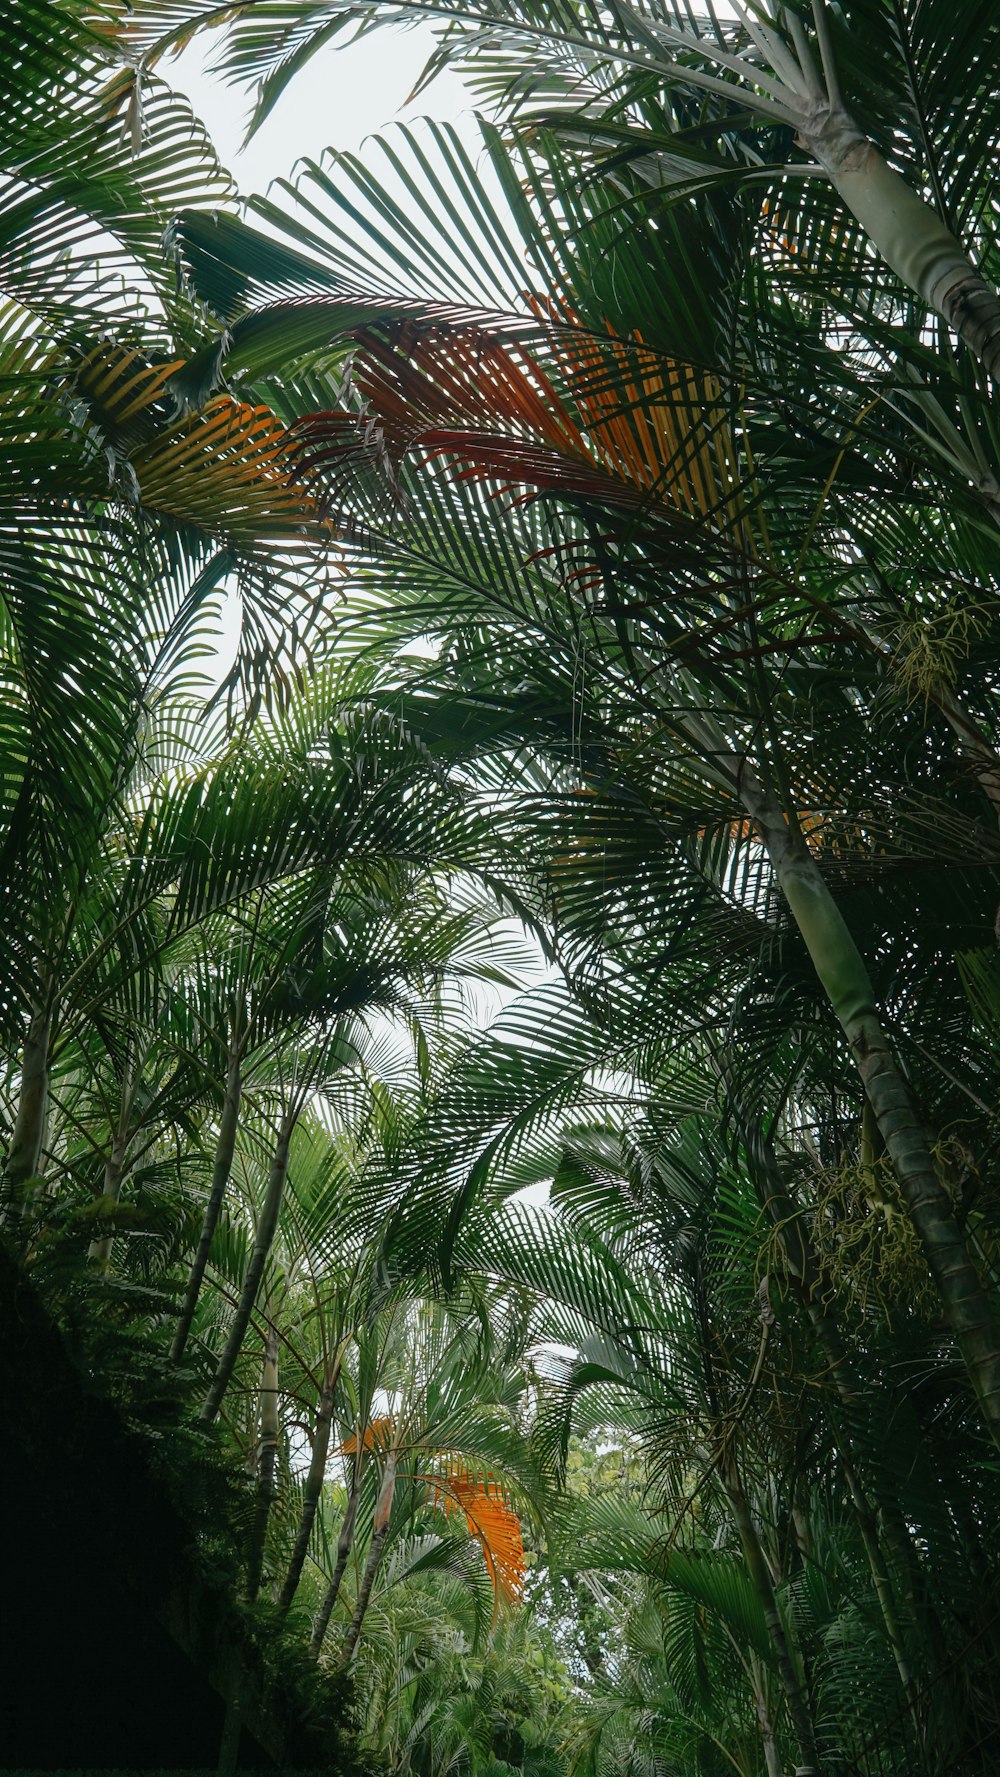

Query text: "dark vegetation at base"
[1, 1241, 372, 1775]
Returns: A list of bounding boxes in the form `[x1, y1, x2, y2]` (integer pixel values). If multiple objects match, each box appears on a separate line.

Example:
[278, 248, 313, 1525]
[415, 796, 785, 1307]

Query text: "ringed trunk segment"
[933, 688, 1000, 827]
[755, 1687, 783, 1777]
[737, 1, 1000, 387]
[87, 1127, 131, 1270]
[744, 775, 1000, 1443]
[199, 1108, 295, 1425]
[822, 134, 1000, 387]
[340, 1451, 397, 1666]
[246, 1319, 281, 1603]
[800, 100, 1000, 385]
[171, 1034, 243, 1365]
[340, 1522, 389, 1666]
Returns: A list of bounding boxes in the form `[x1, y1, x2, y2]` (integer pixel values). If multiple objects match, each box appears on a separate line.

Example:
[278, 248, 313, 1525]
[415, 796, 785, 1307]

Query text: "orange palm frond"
[339, 1414, 396, 1455]
[74, 341, 183, 428]
[528, 297, 746, 538]
[69, 343, 329, 547]
[428, 1466, 526, 1607]
[297, 307, 749, 545]
[130, 396, 327, 542]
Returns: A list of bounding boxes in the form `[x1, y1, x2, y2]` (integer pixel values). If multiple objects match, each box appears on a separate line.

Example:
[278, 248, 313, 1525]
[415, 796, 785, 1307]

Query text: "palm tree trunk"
[309, 1464, 363, 1657]
[245, 1313, 280, 1603]
[802, 101, 1000, 385]
[171, 1032, 242, 1364]
[754, 1680, 783, 1777]
[733, 1097, 921, 1714]
[88, 1088, 134, 1270]
[2, 1002, 50, 1219]
[199, 1108, 295, 1425]
[339, 1452, 397, 1666]
[719, 1454, 820, 1775]
[934, 687, 1000, 823]
[739, 766, 1000, 1444]
[278, 1370, 336, 1616]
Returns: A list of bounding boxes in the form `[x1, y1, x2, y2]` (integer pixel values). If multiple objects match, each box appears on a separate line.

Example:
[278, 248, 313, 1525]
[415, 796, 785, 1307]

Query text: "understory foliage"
[4, 3, 1000, 1773]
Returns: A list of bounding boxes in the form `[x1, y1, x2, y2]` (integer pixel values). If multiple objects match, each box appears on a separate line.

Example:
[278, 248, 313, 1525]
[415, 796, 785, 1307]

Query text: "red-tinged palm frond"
[528, 302, 747, 537]
[297, 314, 748, 543]
[428, 1465, 526, 1607]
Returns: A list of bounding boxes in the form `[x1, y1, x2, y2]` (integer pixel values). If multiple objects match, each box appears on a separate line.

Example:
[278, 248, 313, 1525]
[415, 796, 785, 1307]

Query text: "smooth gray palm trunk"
[803, 103, 1000, 385]
[200, 1109, 295, 1425]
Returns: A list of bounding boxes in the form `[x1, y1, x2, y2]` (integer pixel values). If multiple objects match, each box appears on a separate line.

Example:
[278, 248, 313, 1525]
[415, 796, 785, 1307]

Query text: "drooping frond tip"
[429, 1465, 526, 1606]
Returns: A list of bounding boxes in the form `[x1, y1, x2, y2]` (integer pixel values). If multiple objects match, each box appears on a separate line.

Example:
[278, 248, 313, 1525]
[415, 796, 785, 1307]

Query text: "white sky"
[171, 21, 473, 193]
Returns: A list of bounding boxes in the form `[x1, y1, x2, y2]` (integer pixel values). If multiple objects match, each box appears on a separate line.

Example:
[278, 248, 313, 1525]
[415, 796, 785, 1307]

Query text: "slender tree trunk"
[199, 1109, 295, 1425]
[2, 1002, 50, 1219]
[278, 1371, 336, 1616]
[735, 1098, 921, 1700]
[802, 101, 1000, 386]
[566, 1572, 606, 1676]
[339, 1452, 397, 1666]
[309, 1465, 364, 1657]
[88, 1078, 134, 1270]
[737, 765, 1000, 1443]
[754, 1678, 783, 1777]
[172, 1031, 242, 1364]
[245, 1312, 280, 1604]
[719, 1454, 820, 1775]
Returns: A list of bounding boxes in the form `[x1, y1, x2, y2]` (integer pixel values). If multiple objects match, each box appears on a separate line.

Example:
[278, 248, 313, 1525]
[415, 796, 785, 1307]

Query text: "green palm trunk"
[739, 766, 1000, 1443]
[246, 1313, 280, 1603]
[309, 1463, 363, 1657]
[802, 103, 1000, 384]
[719, 1453, 821, 1775]
[172, 1029, 243, 1365]
[2, 1002, 50, 1219]
[88, 1066, 137, 1270]
[737, 1102, 921, 1720]
[200, 1109, 295, 1425]
[278, 1370, 337, 1616]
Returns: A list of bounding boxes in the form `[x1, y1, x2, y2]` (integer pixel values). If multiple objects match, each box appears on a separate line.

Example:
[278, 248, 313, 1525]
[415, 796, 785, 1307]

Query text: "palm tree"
[131, 0, 1000, 1444]
[9, 6, 1000, 1771]
[401, 996, 1000, 1769]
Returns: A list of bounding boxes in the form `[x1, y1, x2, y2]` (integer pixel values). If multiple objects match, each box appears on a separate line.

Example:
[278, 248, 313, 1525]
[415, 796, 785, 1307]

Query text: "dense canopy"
[3, 3, 1000, 1773]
